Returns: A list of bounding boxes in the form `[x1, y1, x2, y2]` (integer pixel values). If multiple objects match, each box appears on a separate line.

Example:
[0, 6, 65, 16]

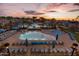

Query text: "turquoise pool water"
[19, 31, 48, 40]
[51, 29, 63, 36]
[0, 29, 6, 33]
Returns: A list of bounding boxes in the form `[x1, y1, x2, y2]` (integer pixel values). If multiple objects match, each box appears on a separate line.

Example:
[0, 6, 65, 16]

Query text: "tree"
[52, 40, 57, 48]
[0, 23, 2, 28]
[56, 34, 58, 40]
[75, 16, 79, 21]
[0, 16, 6, 19]
[25, 38, 28, 46]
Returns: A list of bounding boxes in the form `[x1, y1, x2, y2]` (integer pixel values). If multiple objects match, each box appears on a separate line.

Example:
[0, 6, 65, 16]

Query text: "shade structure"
[19, 31, 56, 41]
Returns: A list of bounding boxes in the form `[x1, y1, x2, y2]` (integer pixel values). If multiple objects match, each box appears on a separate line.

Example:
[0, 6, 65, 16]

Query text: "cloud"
[68, 9, 79, 12]
[0, 3, 79, 17]
[74, 3, 79, 6]
[43, 3, 79, 12]
[24, 11, 45, 15]
[47, 10, 57, 12]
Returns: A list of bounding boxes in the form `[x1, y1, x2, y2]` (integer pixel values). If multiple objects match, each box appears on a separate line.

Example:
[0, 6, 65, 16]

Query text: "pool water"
[31, 42, 48, 45]
[0, 29, 6, 33]
[51, 29, 63, 36]
[19, 31, 48, 40]
[68, 32, 75, 40]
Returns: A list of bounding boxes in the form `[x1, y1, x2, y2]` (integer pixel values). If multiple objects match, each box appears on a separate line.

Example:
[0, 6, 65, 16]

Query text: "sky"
[0, 3, 79, 18]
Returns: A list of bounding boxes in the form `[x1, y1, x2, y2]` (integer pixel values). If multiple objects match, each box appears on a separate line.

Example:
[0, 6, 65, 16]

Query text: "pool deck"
[0, 30, 78, 48]
[0, 30, 79, 56]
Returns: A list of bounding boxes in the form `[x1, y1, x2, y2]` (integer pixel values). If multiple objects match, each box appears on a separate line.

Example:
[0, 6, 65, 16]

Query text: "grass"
[73, 32, 79, 42]
[61, 27, 79, 42]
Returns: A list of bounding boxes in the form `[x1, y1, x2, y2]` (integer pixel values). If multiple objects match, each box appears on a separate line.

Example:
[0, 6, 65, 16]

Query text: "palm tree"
[25, 38, 28, 46]
[0, 16, 6, 19]
[52, 40, 56, 48]
[76, 16, 79, 21]
[20, 17, 28, 29]
[51, 18, 56, 21]
[0, 23, 5, 29]
[0, 23, 2, 28]
[56, 34, 58, 40]
[6, 16, 17, 30]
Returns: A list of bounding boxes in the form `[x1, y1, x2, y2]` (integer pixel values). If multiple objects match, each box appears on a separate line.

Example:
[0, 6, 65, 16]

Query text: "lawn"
[61, 27, 79, 42]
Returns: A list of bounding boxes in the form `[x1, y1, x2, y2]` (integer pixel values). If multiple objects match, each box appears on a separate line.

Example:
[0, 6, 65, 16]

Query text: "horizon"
[0, 15, 79, 21]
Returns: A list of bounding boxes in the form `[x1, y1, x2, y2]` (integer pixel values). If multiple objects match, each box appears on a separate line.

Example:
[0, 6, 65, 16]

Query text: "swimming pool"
[0, 29, 6, 33]
[31, 42, 48, 45]
[51, 29, 63, 36]
[19, 31, 56, 40]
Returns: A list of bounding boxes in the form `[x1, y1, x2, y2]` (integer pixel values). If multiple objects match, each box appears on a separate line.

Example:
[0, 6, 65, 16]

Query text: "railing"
[0, 47, 74, 56]
[68, 32, 75, 40]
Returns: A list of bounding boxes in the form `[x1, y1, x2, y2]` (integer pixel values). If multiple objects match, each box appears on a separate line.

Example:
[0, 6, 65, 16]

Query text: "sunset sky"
[0, 3, 79, 18]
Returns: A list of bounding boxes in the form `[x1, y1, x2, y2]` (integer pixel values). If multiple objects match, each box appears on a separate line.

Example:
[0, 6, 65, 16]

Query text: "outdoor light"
[6, 47, 8, 49]
[71, 43, 78, 56]
[6, 47, 10, 56]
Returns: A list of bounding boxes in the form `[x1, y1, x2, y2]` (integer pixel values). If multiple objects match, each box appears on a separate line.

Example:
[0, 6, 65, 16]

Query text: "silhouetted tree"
[52, 40, 57, 48]
[25, 38, 28, 46]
